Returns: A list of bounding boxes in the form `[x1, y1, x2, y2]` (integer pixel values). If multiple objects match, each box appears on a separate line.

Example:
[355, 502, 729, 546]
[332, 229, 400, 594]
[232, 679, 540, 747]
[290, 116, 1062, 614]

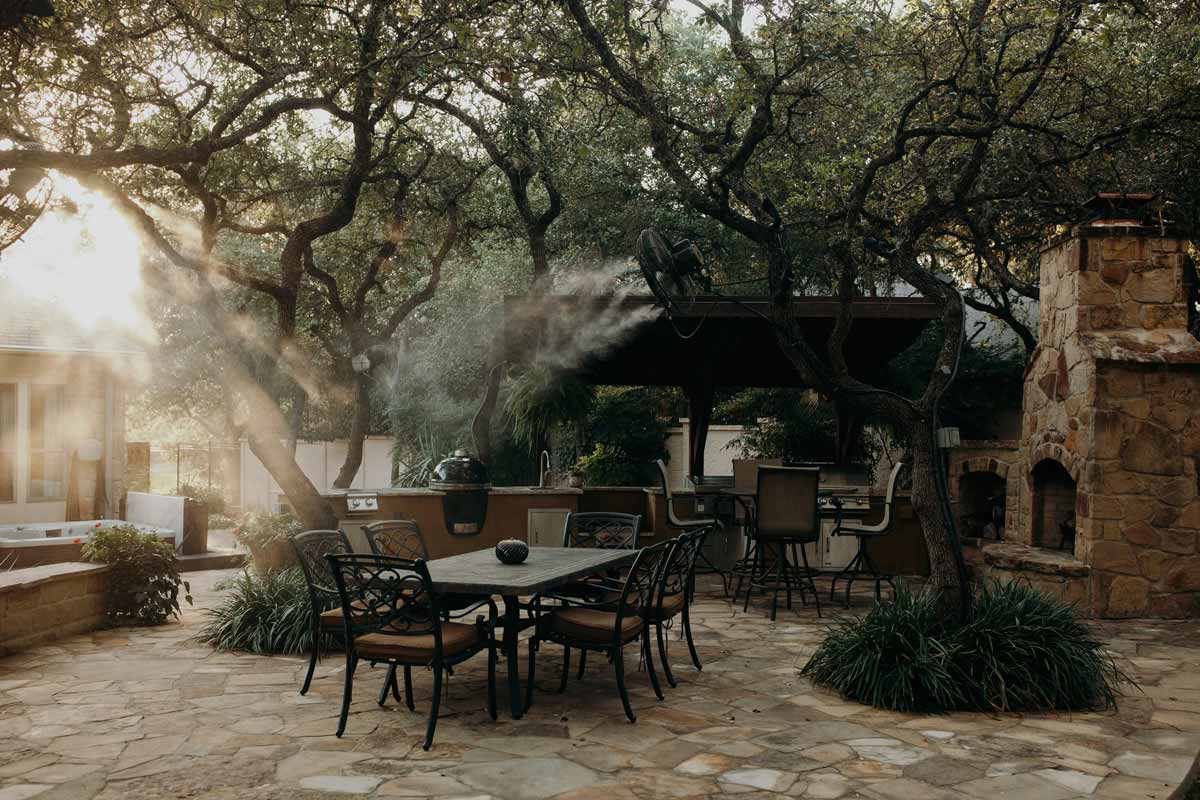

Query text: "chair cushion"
[354, 622, 482, 662]
[549, 607, 642, 644]
[646, 591, 685, 621]
[320, 600, 372, 629]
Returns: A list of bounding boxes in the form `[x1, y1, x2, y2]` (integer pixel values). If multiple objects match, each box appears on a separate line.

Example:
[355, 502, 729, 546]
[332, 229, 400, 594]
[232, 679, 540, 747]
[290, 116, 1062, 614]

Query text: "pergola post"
[685, 362, 715, 479]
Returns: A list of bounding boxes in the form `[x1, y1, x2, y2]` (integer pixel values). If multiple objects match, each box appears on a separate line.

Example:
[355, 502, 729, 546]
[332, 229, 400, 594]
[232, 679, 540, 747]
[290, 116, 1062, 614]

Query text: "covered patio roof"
[500, 295, 939, 387]
[498, 294, 941, 476]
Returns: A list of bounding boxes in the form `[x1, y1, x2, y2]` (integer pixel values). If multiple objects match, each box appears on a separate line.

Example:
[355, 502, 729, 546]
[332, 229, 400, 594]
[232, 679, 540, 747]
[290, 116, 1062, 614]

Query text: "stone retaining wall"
[0, 563, 109, 655]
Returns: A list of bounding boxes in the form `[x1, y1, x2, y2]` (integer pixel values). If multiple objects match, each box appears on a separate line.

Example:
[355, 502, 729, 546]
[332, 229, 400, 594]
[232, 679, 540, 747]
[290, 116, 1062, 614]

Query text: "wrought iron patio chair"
[829, 461, 904, 607]
[562, 511, 642, 550]
[326, 552, 497, 749]
[291, 528, 353, 696]
[649, 528, 709, 686]
[364, 519, 491, 617]
[524, 540, 672, 721]
[555, 512, 642, 680]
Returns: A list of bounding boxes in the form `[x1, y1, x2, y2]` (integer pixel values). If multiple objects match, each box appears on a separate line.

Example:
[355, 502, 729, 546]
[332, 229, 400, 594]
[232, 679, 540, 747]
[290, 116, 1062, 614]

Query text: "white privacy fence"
[239, 437, 395, 513]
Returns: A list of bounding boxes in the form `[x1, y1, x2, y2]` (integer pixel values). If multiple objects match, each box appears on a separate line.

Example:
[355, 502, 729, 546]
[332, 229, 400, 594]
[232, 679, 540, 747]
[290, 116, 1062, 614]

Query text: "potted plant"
[232, 511, 303, 572]
[566, 463, 584, 488]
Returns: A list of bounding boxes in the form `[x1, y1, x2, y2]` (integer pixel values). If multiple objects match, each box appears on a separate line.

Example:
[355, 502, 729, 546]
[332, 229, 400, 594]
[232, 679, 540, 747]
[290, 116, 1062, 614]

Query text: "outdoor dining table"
[424, 546, 638, 719]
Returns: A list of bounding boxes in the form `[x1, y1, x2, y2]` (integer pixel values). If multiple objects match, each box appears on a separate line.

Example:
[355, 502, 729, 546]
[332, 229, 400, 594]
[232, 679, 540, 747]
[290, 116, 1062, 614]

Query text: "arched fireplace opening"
[1031, 459, 1077, 551]
[958, 472, 1006, 539]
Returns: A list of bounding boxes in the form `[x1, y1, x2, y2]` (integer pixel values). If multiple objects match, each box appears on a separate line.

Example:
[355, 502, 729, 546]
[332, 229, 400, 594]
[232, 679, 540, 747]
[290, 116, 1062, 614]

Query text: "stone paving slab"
[0, 569, 1197, 799]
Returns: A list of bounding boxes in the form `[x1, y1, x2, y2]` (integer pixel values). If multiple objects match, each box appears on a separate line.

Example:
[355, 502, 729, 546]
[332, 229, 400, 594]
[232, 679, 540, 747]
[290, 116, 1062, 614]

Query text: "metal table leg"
[502, 594, 523, 719]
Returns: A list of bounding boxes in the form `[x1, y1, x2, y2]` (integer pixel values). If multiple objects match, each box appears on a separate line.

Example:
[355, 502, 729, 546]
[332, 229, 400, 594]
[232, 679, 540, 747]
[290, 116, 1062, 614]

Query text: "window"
[28, 384, 67, 501]
[0, 384, 13, 503]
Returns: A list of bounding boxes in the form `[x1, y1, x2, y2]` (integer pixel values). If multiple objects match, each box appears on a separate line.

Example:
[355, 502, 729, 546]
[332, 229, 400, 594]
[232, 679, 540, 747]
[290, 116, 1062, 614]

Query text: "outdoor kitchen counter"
[322, 487, 586, 559]
[320, 486, 584, 496]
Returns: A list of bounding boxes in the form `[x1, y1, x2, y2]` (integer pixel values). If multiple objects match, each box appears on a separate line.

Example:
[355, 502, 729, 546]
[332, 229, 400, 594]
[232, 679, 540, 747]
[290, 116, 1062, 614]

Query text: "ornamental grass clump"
[802, 580, 1130, 714]
[197, 568, 319, 655]
[82, 525, 192, 626]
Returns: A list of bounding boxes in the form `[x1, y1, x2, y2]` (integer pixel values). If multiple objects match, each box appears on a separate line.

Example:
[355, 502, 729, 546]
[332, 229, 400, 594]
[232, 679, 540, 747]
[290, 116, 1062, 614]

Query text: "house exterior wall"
[0, 351, 127, 524]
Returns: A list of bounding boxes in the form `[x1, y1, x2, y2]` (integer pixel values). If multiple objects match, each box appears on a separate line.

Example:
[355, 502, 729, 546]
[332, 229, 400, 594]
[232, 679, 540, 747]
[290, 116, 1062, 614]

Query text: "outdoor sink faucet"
[538, 450, 552, 488]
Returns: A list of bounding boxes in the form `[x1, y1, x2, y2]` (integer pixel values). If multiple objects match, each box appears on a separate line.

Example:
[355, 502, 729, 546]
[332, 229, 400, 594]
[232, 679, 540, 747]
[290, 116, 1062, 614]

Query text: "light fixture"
[351, 353, 371, 374]
[936, 427, 961, 449]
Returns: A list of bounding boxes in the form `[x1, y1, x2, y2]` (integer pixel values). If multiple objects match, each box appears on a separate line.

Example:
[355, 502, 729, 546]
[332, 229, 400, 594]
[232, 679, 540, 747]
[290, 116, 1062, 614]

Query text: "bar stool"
[738, 466, 822, 620]
[655, 459, 726, 595]
[829, 461, 904, 607]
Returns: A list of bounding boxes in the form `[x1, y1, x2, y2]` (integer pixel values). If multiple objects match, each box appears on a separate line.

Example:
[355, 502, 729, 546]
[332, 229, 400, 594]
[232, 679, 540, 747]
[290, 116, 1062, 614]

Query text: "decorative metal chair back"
[364, 519, 429, 561]
[615, 541, 671, 629]
[292, 529, 352, 607]
[756, 466, 821, 540]
[658, 529, 710, 603]
[326, 553, 441, 645]
[562, 512, 641, 550]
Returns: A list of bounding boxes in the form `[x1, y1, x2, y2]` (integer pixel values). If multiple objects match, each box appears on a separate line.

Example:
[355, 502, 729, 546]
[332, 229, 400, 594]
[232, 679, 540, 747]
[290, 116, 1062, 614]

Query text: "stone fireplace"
[988, 201, 1200, 618]
[1030, 458, 1077, 550]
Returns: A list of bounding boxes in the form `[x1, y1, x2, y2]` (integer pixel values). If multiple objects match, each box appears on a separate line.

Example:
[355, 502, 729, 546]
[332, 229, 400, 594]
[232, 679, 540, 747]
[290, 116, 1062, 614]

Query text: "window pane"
[0, 452, 12, 503]
[29, 452, 66, 500]
[30, 385, 65, 450]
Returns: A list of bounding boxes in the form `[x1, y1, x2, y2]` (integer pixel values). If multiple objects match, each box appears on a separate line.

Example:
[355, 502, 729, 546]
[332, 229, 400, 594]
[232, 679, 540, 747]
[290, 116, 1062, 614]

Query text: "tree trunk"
[906, 422, 970, 618]
[529, 228, 550, 289]
[286, 383, 306, 457]
[247, 429, 337, 530]
[333, 375, 371, 489]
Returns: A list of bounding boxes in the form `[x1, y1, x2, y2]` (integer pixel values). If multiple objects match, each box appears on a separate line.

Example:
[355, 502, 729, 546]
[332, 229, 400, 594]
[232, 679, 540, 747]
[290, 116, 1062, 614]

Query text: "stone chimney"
[1011, 195, 1200, 618]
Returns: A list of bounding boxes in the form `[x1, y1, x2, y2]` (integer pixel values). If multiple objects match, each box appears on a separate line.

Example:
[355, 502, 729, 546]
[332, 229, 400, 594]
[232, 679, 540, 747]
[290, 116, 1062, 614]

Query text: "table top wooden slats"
[425, 547, 637, 595]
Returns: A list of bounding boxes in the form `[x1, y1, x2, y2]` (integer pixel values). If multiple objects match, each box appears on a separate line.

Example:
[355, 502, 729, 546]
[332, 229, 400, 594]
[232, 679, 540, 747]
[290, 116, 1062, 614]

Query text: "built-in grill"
[429, 450, 490, 536]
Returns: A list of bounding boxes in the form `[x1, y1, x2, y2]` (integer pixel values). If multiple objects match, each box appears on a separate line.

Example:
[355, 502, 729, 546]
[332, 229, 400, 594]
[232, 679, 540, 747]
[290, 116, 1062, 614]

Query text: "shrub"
[178, 483, 227, 516]
[196, 568, 320, 655]
[801, 584, 967, 712]
[954, 580, 1125, 712]
[580, 387, 671, 485]
[231, 510, 303, 551]
[801, 581, 1130, 714]
[82, 525, 192, 626]
[207, 512, 239, 530]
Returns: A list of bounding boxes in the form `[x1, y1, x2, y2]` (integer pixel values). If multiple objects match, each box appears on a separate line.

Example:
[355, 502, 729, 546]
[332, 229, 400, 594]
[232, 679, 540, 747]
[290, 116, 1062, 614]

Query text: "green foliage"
[178, 483, 226, 516]
[82, 525, 192, 626]
[579, 387, 671, 485]
[207, 513, 239, 530]
[393, 424, 459, 487]
[724, 390, 840, 462]
[196, 568, 317, 655]
[883, 326, 1027, 440]
[505, 366, 596, 451]
[802, 581, 1130, 714]
[954, 580, 1126, 712]
[576, 443, 636, 486]
[232, 511, 303, 551]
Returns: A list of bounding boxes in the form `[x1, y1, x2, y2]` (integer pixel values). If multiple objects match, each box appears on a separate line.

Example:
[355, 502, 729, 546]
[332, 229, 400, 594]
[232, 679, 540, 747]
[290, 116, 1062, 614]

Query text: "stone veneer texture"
[1013, 228, 1200, 618]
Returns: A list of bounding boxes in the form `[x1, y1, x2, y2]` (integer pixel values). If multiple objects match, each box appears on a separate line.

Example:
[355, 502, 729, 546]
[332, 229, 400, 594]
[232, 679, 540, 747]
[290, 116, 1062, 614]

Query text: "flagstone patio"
[0, 569, 1198, 800]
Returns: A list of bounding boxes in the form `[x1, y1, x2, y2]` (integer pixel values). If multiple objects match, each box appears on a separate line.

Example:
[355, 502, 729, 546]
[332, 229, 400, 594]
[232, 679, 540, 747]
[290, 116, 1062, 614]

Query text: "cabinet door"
[820, 519, 860, 569]
[527, 509, 571, 547]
